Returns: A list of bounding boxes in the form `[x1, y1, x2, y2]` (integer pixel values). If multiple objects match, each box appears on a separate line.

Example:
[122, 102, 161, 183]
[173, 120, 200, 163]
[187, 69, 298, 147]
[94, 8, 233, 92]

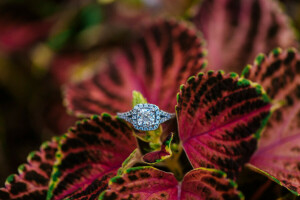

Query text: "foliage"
[1, 0, 300, 199]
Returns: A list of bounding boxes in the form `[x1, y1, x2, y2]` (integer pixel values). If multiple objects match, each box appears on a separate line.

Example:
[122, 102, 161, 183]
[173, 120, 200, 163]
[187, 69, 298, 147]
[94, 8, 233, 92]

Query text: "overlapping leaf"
[194, 0, 296, 72]
[0, 138, 58, 200]
[244, 48, 300, 195]
[47, 114, 137, 200]
[142, 133, 173, 164]
[176, 71, 271, 178]
[66, 20, 206, 117]
[99, 166, 243, 199]
[181, 168, 243, 200]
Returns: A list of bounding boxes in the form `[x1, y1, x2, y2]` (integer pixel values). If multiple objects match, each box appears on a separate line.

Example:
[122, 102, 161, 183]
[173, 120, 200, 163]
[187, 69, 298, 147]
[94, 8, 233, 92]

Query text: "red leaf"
[245, 48, 300, 195]
[181, 168, 243, 200]
[0, 19, 52, 53]
[194, 0, 296, 72]
[0, 138, 58, 199]
[50, 53, 83, 85]
[142, 133, 173, 164]
[100, 167, 178, 199]
[176, 71, 271, 178]
[47, 114, 137, 200]
[65, 20, 206, 117]
[99, 167, 243, 199]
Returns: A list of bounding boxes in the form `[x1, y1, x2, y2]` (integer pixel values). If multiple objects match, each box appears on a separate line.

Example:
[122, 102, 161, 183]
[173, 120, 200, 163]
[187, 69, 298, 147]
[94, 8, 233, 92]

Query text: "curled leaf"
[117, 149, 142, 175]
[0, 138, 58, 200]
[142, 132, 173, 164]
[176, 71, 271, 178]
[47, 114, 137, 200]
[65, 20, 206, 117]
[245, 48, 300, 196]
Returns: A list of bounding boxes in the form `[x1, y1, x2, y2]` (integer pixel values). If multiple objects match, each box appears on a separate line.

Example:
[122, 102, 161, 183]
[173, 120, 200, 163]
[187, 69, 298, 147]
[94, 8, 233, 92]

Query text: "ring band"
[117, 103, 175, 131]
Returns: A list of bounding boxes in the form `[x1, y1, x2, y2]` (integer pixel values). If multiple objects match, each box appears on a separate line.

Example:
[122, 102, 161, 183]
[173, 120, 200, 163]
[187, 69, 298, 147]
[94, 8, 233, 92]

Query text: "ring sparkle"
[117, 103, 175, 131]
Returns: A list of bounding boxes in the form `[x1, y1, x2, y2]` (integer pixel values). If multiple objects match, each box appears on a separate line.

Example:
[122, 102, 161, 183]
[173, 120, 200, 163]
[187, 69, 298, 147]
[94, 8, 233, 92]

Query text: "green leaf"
[132, 90, 148, 107]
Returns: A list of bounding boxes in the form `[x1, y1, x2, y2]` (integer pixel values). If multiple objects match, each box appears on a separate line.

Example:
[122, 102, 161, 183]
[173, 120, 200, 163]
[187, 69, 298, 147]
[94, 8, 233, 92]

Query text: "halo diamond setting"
[117, 103, 175, 131]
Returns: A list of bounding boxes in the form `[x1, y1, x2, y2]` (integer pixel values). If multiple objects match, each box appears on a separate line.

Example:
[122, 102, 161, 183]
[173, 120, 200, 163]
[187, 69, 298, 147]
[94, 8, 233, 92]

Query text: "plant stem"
[250, 180, 272, 200]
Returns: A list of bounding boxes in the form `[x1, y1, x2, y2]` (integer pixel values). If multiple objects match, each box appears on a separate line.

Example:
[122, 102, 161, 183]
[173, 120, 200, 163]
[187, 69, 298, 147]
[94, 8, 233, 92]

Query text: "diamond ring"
[117, 103, 175, 131]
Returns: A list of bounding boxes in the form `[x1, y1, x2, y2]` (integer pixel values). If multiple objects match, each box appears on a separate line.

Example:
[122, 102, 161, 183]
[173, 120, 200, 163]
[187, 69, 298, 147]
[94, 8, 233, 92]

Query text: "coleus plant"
[0, 19, 299, 200]
[1, 2, 300, 200]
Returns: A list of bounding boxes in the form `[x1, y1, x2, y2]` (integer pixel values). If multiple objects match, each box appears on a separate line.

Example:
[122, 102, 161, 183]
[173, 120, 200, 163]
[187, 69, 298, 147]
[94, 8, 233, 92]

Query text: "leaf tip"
[241, 64, 252, 78]
[218, 70, 225, 75]
[132, 90, 147, 107]
[207, 70, 214, 76]
[27, 151, 38, 162]
[252, 83, 271, 103]
[287, 47, 297, 53]
[75, 120, 82, 126]
[230, 72, 238, 78]
[271, 47, 282, 57]
[197, 72, 204, 78]
[109, 176, 124, 184]
[179, 84, 185, 91]
[17, 164, 26, 174]
[201, 60, 208, 69]
[187, 75, 195, 84]
[5, 174, 16, 185]
[41, 140, 51, 150]
[68, 127, 75, 133]
[101, 112, 112, 119]
[237, 78, 251, 87]
[91, 114, 99, 120]
[254, 53, 265, 66]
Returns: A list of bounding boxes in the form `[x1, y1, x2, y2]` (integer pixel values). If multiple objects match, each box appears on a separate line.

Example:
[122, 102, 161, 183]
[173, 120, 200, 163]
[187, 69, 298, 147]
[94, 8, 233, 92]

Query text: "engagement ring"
[117, 103, 175, 131]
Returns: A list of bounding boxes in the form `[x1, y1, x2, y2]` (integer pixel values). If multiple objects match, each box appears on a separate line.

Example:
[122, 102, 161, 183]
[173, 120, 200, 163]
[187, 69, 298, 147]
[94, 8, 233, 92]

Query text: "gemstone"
[137, 108, 156, 126]
[116, 103, 173, 131]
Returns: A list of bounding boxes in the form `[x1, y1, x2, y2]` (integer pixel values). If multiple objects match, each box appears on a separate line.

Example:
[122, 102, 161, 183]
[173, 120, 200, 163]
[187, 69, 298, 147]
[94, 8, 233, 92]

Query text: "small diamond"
[118, 103, 174, 131]
[136, 108, 156, 126]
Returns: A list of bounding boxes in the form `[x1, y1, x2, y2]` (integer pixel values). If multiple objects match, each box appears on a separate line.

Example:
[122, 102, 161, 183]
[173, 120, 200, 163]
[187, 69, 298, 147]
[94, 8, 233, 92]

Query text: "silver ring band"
[117, 103, 175, 131]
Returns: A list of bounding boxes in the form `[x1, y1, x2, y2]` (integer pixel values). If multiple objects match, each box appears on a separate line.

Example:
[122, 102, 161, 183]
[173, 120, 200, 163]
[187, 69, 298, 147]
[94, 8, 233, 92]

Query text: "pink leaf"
[0, 138, 58, 199]
[65, 20, 206, 117]
[176, 71, 271, 178]
[245, 48, 300, 196]
[47, 114, 137, 200]
[194, 0, 296, 72]
[99, 167, 243, 199]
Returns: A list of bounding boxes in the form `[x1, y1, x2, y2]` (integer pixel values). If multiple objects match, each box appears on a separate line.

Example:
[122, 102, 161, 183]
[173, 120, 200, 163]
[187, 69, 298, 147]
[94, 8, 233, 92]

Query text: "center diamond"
[137, 108, 156, 126]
